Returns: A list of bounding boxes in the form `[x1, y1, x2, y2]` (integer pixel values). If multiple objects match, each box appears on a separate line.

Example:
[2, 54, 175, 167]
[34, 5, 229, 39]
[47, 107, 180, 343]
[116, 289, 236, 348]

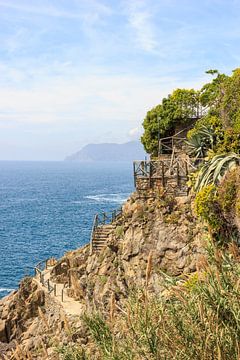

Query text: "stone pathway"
[34, 267, 83, 317]
[92, 224, 114, 252]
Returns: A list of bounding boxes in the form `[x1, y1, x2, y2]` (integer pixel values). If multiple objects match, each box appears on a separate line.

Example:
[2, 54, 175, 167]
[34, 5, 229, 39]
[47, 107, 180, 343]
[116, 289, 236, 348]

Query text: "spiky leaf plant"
[194, 153, 240, 192]
[186, 125, 215, 158]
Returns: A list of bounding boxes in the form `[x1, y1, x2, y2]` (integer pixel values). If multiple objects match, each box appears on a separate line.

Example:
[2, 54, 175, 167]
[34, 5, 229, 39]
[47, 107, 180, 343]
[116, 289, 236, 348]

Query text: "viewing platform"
[133, 156, 196, 196]
[89, 129, 202, 253]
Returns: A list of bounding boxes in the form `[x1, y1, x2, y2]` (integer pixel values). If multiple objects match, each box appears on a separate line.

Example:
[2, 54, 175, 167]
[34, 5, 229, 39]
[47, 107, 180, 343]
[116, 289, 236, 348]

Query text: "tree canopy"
[141, 69, 240, 156]
[141, 88, 201, 156]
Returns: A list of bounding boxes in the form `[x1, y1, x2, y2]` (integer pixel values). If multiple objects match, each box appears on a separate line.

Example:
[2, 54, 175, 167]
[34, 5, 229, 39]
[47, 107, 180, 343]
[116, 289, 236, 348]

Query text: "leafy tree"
[141, 89, 201, 156]
[141, 69, 240, 156]
[187, 69, 240, 155]
[219, 68, 240, 128]
[199, 70, 228, 109]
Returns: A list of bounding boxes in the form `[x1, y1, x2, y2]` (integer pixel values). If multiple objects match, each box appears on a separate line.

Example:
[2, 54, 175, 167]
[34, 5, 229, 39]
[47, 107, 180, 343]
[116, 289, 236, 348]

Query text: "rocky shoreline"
[0, 191, 206, 359]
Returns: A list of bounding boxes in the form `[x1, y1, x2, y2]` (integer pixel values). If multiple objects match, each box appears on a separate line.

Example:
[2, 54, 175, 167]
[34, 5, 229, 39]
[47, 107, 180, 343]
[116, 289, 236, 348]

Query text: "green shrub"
[217, 169, 237, 216]
[195, 184, 222, 230]
[194, 169, 240, 245]
[82, 243, 240, 360]
[57, 344, 88, 359]
[115, 226, 124, 239]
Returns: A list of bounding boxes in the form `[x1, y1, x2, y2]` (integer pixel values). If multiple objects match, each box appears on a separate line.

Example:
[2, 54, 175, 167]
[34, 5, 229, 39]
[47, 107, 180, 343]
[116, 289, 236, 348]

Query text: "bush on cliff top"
[141, 69, 240, 156]
[194, 167, 240, 245]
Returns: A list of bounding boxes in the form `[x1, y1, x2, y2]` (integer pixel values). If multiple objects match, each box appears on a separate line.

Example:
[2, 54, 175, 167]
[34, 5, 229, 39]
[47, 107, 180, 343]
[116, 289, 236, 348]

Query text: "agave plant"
[194, 153, 240, 192]
[186, 125, 215, 158]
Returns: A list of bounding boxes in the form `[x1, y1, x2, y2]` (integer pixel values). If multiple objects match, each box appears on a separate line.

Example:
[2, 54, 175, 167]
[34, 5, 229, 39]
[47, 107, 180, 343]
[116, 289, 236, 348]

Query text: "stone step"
[91, 223, 115, 252]
[93, 246, 106, 250]
[94, 231, 112, 235]
[93, 240, 108, 244]
[97, 225, 113, 229]
[93, 236, 108, 239]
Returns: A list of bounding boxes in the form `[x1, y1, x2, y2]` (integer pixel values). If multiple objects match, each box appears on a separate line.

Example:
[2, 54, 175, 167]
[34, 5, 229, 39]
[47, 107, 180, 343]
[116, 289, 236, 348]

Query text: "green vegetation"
[59, 69, 240, 359]
[60, 242, 240, 360]
[115, 225, 124, 239]
[194, 153, 240, 192]
[195, 168, 240, 244]
[141, 88, 200, 156]
[141, 69, 240, 156]
[185, 124, 215, 158]
[188, 69, 240, 156]
[141, 67, 240, 244]
[195, 184, 221, 231]
[57, 345, 88, 360]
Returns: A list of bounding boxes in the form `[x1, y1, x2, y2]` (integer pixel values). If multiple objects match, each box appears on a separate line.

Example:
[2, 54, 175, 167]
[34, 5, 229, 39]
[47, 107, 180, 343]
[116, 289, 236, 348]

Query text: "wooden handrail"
[90, 208, 122, 254]
[90, 214, 98, 255]
[133, 158, 202, 183]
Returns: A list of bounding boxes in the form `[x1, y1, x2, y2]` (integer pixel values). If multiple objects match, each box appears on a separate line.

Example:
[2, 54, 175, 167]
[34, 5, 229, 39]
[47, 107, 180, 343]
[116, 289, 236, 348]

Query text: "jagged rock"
[0, 190, 207, 358]
[0, 320, 7, 343]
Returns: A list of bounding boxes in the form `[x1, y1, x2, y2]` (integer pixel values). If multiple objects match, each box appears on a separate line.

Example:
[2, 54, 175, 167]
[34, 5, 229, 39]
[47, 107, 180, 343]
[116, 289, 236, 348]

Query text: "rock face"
[51, 192, 206, 311]
[0, 278, 82, 359]
[0, 191, 206, 359]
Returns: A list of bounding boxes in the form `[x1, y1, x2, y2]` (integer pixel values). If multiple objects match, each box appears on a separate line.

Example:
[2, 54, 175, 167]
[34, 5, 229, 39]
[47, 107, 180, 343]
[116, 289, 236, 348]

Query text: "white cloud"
[123, 0, 157, 52]
[128, 127, 142, 140]
[0, 0, 112, 20]
[0, 64, 206, 128]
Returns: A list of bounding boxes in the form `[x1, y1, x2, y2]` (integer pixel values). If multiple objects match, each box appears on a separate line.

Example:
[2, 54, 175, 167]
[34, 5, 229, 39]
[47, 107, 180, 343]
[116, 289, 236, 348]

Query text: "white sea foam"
[0, 288, 15, 293]
[84, 193, 128, 204]
[15, 198, 38, 203]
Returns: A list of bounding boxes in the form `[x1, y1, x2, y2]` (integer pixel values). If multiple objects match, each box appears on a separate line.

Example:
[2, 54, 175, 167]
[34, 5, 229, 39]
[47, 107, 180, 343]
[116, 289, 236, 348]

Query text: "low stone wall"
[136, 176, 188, 196]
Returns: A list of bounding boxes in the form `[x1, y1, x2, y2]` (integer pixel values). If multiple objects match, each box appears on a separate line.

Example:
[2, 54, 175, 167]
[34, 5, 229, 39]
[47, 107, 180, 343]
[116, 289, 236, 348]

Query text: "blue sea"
[0, 161, 133, 299]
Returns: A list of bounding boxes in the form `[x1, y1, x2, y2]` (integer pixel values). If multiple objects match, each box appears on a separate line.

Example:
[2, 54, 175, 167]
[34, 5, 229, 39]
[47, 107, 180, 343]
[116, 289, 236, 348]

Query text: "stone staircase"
[91, 224, 114, 252]
[90, 210, 122, 254]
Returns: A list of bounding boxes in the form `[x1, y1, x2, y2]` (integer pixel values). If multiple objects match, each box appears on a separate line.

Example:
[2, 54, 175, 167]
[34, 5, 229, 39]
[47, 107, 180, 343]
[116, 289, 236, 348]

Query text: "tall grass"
[81, 241, 240, 360]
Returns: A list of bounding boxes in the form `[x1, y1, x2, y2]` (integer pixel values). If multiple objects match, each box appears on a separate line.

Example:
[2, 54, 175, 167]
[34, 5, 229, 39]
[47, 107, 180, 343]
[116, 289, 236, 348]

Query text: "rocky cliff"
[0, 190, 206, 359]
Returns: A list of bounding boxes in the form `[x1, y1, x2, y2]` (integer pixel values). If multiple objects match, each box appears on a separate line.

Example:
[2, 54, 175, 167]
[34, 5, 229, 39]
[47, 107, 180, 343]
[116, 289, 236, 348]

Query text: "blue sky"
[0, 0, 240, 160]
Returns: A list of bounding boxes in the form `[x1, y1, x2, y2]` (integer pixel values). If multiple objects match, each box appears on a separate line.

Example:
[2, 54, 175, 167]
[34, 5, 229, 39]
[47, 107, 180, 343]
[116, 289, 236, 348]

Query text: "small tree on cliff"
[141, 88, 200, 156]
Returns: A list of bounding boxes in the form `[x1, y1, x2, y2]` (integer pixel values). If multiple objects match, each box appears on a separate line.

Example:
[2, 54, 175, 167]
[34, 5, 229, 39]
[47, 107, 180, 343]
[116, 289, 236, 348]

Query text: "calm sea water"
[0, 161, 133, 298]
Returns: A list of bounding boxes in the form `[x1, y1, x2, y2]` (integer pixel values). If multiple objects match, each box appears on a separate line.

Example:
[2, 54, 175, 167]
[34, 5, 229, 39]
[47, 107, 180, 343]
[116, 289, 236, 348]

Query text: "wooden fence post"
[149, 161, 153, 188]
[161, 162, 165, 187]
[133, 162, 136, 188]
[177, 162, 180, 187]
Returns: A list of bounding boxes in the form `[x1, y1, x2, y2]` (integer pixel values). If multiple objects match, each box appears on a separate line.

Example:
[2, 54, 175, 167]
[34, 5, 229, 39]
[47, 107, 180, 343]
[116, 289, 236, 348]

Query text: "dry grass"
[81, 241, 240, 360]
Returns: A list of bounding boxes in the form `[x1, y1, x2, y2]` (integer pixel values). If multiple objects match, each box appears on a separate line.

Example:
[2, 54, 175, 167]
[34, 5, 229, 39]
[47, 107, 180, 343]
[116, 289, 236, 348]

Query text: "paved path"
[34, 267, 83, 316]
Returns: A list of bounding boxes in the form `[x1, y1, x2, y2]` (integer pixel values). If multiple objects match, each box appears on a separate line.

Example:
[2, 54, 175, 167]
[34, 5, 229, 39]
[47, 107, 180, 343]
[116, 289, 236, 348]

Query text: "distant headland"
[65, 140, 147, 162]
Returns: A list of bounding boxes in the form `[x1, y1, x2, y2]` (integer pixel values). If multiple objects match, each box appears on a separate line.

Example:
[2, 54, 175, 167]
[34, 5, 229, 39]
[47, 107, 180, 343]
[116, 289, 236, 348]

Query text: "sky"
[0, 0, 240, 160]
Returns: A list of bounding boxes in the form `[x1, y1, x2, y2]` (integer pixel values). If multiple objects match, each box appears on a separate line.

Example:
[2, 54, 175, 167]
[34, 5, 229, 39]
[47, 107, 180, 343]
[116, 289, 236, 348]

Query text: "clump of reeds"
[80, 241, 240, 360]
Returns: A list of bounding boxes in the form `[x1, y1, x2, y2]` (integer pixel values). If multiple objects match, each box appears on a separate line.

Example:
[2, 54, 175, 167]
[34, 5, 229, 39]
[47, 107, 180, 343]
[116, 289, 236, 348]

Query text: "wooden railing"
[133, 156, 205, 194]
[90, 208, 122, 254]
[34, 258, 64, 298]
[133, 156, 200, 194]
[134, 158, 191, 183]
[158, 126, 193, 155]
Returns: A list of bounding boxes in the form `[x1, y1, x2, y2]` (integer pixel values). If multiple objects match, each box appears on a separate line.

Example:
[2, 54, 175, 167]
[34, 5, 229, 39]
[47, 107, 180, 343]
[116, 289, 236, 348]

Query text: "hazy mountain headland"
[1, 70, 240, 359]
[65, 141, 147, 162]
